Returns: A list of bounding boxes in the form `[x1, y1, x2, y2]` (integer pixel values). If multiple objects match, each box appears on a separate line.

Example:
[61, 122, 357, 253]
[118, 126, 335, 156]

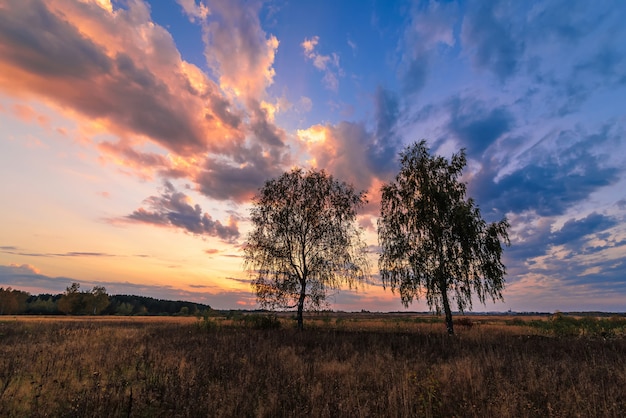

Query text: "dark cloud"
[473, 127, 622, 218]
[126, 181, 239, 242]
[462, 1, 524, 80]
[248, 101, 286, 147]
[403, 56, 429, 95]
[368, 86, 403, 176]
[505, 211, 621, 272]
[197, 158, 275, 202]
[195, 134, 290, 202]
[208, 96, 242, 130]
[0, 0, 112, 78]
[299, 87, 405, 206]
[447, 97, 514, 157]
[400, 0, 458, 95]
[308, 122, 376, 196]
[551, 213, 618, 246]
[224, 276, 252, 285]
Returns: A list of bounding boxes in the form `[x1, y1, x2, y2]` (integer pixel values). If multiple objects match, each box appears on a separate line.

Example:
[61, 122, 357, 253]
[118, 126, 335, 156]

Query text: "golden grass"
[0, 314, 624, 417]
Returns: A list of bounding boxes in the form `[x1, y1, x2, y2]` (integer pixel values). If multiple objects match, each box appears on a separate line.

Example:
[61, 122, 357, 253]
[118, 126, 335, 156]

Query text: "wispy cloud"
[302, 36, 343, 91]
[0, 247, 118, 258]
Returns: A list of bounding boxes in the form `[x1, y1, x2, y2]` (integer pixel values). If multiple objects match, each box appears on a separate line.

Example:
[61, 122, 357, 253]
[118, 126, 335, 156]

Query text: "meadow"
[1, 313, 625, 417]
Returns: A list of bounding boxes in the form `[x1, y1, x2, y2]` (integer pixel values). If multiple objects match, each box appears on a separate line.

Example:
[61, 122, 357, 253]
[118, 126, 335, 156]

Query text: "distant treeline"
[0, 284, 211, 316]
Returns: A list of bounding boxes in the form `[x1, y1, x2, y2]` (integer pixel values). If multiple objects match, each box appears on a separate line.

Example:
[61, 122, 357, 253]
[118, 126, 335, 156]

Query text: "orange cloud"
[0, 0, 291, 203]
[0, 1, 243, 158]
[298, 122, 375, 192]
[199, 0, 279, 101]
[10, 103, 50, 127]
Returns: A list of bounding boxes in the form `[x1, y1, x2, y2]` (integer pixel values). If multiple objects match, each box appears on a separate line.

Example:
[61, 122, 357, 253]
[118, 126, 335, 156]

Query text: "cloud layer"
[1, 0, 625, 311]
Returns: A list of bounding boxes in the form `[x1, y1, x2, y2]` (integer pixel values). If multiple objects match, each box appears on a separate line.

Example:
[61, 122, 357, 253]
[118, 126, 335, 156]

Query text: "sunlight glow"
[297, 125, 327, 144]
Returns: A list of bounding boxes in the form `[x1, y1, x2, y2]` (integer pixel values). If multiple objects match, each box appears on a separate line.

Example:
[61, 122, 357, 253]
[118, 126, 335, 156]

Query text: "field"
[1, 313, 625, 417]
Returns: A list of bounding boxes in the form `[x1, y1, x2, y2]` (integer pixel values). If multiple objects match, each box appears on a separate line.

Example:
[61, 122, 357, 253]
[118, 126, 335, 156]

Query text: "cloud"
[500, 210, 626, 311]
[0, 0, 243, 157]
[301, 36, 342, 91]
[447, 96, 514, 157]
[10, 103, 51, 127]
[403, 57, 429, 95]
[461, 1, 524, 81]
[125, 181, 239, 241]
[196, 140, 287, 202]
[177, 0, 210, 22]
[248, 100, 286, 147]
[199, 0, 279, 100]
[0, 0, 292, 207]
[0, 264, 73, 293]
[551, 213, 619, 247]
[0, 247, 117, 258]
[526, 0, 610, 44]
[300, 122, 374, 192]
[368, 87, 404, 176]
[401, 0, 458, 94]
[296, 86, 403, 196]
[472, 124, 623, 218]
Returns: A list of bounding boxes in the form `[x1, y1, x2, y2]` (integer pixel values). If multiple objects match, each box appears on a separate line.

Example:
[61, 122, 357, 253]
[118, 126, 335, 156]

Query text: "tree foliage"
[244, 168, 369, 329]
[0, 287, 29, 315]
[378, 141, 510, 334]
[57, 283, 110, 315]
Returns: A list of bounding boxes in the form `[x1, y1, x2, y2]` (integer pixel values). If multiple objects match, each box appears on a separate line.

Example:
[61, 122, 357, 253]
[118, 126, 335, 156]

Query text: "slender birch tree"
[378, 141, 510, 334]
[244, 168, 369, 330]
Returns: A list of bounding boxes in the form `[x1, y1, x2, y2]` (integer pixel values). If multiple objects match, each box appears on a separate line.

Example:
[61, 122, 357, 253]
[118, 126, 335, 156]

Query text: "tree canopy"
[244, 168, 369, 329]
[378, 141, 510, 334]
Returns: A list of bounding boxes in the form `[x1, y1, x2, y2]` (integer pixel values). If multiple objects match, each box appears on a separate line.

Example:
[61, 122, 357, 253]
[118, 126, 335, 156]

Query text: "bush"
[239, 313, 281, 329]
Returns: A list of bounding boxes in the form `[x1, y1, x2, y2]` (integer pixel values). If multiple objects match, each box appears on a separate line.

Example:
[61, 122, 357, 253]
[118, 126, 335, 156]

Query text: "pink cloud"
[0, 0, 291, 204]
[10, 103, 50, 127]
[199, 0, 279, 101]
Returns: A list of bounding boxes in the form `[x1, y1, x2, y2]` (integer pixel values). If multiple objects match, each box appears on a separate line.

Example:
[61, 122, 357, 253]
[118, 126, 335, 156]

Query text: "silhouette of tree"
[378, 141, 510, 334]
[244, 168, 369, 330]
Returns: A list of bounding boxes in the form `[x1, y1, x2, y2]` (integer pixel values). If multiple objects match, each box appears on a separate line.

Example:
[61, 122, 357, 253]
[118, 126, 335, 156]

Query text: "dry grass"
[1, 315, 624, 417]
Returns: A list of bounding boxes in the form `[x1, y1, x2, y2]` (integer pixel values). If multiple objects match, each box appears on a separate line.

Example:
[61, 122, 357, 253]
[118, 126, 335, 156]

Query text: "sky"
[1, 0, 625, 313]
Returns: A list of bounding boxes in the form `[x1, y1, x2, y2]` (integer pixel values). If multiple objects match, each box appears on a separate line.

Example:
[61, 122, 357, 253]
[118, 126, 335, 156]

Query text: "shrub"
[239, 313, 281, 329]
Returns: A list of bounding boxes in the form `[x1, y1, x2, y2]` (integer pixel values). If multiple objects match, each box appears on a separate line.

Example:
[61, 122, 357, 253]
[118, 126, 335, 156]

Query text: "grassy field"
[1, 313, 625, 417]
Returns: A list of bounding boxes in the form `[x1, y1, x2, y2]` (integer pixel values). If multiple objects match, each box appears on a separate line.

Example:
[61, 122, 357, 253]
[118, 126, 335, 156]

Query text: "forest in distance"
[0, 284, 211, 317]
[2, 284, 624, 319]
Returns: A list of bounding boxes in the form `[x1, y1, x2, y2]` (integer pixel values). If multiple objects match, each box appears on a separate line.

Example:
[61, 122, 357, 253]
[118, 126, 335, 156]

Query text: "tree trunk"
[296, 281, 306, 331]
[441, 286, 454, 335]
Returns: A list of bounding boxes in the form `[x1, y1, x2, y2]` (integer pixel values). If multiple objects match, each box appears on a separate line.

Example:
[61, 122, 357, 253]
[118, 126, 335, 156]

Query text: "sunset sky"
[1, 0, 625, 312]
